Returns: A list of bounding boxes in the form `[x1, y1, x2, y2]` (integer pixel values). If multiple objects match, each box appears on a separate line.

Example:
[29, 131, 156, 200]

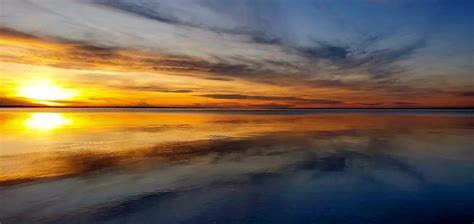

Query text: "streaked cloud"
[0, 0, 472, 108]
[197, 94, 343, 105]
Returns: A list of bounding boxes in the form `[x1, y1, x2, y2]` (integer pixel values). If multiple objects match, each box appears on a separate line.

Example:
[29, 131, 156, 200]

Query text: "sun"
[17, 80, 78, 105]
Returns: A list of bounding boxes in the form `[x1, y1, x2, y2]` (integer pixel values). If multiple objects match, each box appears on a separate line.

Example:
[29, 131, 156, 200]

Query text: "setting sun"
[17, 80, 78, 105]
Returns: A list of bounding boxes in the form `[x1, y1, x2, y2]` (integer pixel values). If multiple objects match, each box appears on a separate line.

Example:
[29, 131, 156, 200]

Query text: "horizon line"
[1, 106, 473, 110]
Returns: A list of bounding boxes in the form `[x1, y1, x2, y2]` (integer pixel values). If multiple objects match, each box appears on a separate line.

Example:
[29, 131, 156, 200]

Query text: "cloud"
[2, 27, 470, 108]
[0, 1, 427, 83]
[294, 38, 427, 79]
[120, 85, 193, 93]
[197, 94, 299, 101]
[455, 91, 474, 97]
[197, 94, 343, 105]
[96, 0, 182, 24]
[0, 27, 428, 88]
[0, 28, 260, 79]
[0, 28, 299, 89]
[249, 33, 283, 45]
[0, 97, 39, 107]
[1, 0, 473, 108]
[94, 0, 275, 38]
[298, 42, 349, 63]
[394, 101, 418, 106]
[203, 77, 235, 81]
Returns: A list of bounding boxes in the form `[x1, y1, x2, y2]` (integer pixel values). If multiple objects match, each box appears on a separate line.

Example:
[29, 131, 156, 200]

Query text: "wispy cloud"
[197, 94, 344, 105]
[0, 0, 472, 108]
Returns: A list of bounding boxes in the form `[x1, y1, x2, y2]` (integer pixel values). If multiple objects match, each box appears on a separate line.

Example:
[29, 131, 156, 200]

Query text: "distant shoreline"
[1, 107, 473, 115]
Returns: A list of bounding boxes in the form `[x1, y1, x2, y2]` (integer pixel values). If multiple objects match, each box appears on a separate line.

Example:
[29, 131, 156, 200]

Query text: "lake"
[1, 108, 473, 223]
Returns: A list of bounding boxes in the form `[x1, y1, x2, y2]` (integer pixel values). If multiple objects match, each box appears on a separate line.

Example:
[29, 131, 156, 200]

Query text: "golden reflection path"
[23, 113, 72, 131]
[0, 109, 473, 185]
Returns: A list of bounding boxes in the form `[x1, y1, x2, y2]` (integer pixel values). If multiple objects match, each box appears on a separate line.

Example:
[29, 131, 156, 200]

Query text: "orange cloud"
[1, 28, 473, 108]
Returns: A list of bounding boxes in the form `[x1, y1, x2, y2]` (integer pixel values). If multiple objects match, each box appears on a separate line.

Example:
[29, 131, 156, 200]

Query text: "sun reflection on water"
[23, 113, 72, 131]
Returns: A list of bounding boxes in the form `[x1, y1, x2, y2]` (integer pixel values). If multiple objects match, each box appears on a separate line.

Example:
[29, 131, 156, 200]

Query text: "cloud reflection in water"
[0, 110, 473, 223]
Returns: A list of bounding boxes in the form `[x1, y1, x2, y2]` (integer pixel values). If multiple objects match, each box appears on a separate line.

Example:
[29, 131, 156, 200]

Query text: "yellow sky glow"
[1, 28, 473, 108]
[16, 80, 78, 105]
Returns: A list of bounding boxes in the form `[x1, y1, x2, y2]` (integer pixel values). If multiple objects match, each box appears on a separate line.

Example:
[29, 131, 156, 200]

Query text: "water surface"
[1, 109, 473, 223]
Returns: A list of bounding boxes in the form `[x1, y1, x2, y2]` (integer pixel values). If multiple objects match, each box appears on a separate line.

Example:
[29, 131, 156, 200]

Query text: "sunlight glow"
[23, 113, 72, 131]
[17, 80, 77, 103]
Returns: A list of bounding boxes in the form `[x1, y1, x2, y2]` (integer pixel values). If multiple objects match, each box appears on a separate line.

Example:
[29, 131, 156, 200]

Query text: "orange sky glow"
[0, 0, 472, 108]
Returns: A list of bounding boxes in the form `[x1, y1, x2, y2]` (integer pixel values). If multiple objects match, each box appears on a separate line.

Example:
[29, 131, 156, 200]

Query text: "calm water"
[1, 109, 473, 224]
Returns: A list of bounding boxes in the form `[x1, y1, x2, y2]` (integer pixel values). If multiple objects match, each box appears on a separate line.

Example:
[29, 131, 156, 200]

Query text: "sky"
[0, 0, 473, 108]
